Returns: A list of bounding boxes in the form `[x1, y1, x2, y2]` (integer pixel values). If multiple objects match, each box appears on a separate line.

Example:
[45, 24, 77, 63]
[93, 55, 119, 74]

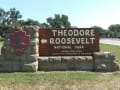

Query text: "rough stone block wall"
[0, 26, 39, 72]
[38, 53, 119, 72]
[93, 52, 119, 72]
[38, 56, 94, 71]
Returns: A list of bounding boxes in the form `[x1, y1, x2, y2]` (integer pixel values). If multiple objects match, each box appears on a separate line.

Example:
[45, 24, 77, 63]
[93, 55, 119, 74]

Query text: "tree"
[108, 24, 120, 38]
[108, 24, 120, 32]
[44, 14, 71, 28]
[0, 8, 8, 37]
[40, 23, 49, 28]
[0, 8, 5, 24]
[91, 26, 108, 37]
[6, 8, 22, 25]
[0, 8, 22, 26]
[21, 18, 41, 26]
[61, 14, 71, 28]
[0, 8, 23, 37]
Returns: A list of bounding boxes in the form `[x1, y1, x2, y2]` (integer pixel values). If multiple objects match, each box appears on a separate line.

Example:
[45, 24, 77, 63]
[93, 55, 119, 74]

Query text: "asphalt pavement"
[100, 38, 120, 46]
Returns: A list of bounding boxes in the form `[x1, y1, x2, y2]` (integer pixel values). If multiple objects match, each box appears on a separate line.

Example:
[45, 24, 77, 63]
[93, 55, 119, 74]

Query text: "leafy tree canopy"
[21, 18, 41, 26]
[42, 14, 71, 28]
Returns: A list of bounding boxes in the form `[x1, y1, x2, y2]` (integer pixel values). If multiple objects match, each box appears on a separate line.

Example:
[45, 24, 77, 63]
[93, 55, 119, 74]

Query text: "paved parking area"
[100, 38, 120, 46]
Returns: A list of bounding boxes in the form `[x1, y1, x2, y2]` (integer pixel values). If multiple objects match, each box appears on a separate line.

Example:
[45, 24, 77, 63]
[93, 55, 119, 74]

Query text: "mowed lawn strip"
[0, 71, 120, 90]
[0, 72, 99, 85]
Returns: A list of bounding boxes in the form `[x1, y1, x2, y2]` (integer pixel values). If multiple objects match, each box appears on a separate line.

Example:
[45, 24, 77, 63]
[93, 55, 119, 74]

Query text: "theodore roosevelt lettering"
[50, 29, 95, 45]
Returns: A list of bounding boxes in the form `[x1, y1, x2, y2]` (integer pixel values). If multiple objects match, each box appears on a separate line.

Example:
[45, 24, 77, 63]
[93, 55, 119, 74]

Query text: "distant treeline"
[0, 8, 120, 38]
[92, 25, 120, 38]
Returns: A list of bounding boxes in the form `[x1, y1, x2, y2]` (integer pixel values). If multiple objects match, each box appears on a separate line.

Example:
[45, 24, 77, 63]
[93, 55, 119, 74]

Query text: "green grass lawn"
[0, 71, 120, 90]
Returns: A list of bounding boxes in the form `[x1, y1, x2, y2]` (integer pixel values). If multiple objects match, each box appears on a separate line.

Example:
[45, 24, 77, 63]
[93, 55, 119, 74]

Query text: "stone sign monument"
[0, 26, 119, 72]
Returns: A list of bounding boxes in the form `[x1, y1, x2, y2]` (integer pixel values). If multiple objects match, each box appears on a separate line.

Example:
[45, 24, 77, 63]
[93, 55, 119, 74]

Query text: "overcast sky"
[0, 0, 120, 29]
